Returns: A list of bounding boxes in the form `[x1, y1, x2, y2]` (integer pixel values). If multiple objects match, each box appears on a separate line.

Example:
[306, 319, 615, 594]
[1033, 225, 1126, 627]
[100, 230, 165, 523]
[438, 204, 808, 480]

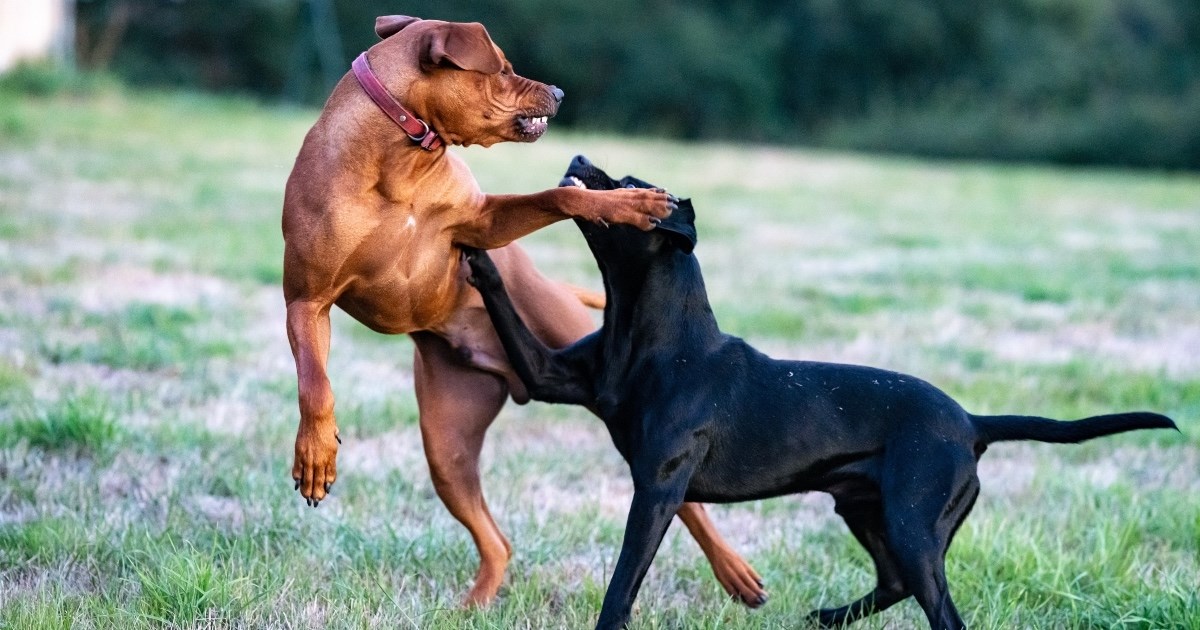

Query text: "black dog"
[463, 156, 1177, 630]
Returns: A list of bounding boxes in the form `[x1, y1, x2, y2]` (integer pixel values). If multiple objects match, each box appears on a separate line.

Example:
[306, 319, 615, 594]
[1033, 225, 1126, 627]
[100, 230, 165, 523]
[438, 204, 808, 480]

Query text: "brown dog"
[281, 15, 767, 608]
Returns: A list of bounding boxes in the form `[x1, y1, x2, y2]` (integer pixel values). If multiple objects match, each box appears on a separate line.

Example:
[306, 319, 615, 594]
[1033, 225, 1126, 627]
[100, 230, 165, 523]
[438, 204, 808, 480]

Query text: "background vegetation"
[1, 71, 1197, 627]
[70, 0, 1200, 168]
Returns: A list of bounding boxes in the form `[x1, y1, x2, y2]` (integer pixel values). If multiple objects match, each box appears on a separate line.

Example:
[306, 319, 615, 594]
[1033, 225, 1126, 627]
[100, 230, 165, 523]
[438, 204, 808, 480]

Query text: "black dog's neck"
[599, 250, 721, 358]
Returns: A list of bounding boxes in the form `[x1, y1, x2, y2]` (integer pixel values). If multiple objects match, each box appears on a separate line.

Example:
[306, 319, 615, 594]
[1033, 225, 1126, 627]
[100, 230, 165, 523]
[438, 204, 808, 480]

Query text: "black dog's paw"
[462, 246, 501, 289]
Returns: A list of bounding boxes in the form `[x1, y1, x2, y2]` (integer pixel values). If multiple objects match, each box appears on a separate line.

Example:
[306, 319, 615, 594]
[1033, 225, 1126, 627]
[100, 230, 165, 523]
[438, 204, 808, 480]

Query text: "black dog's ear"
[618, 175, 657, 190]
[654, 198, 697, 254]
[616, 173, 696, 252]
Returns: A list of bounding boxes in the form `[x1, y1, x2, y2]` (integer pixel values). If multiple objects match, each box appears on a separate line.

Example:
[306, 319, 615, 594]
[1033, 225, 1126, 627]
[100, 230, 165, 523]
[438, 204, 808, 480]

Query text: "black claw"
[313, 500, 320, 508]
[667, 202, 678, 211]
[335, 434, 342, 444]
[294, 480, 300, 491]
[756, 579, 764, 587]
[668, 194, 679, 203]
[757, 594, 767, 605]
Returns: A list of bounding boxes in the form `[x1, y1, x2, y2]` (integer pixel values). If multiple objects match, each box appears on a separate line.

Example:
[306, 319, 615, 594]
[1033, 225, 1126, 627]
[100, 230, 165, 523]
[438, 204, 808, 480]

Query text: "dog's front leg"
[596, 439, 707, 630]
[286, 299, 340, 505]
[463, 247, 594, 405]
[456, 187, 676, 250]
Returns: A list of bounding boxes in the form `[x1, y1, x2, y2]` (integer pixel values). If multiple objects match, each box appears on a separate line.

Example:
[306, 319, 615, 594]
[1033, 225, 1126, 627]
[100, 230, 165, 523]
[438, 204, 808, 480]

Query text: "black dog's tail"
[972, 412, 1177, 445]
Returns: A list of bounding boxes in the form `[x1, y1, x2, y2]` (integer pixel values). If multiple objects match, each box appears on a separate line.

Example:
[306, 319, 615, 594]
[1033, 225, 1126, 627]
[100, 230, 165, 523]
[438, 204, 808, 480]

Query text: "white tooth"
[540, 116, 547, 123]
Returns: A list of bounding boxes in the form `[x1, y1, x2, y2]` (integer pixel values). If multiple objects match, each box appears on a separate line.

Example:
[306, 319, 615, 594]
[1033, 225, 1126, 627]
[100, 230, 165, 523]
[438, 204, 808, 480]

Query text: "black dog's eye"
[625, 184, 635, 189]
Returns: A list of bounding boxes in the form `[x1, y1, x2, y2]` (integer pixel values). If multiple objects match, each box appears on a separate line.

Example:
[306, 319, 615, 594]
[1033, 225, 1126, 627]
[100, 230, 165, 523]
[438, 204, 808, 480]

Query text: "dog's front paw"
[596, 187, 677, 231]
[292, 423, 340, 507]
[463, 246, 502, 290]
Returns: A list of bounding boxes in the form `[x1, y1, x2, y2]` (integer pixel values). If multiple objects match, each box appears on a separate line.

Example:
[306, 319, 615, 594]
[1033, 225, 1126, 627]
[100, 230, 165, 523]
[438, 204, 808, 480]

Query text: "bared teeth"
[520, 116, 550, 134]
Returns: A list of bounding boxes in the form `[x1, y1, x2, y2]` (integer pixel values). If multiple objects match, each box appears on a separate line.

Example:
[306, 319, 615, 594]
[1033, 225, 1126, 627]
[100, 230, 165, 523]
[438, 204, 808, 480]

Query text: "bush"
[61, 0, 1200, 168]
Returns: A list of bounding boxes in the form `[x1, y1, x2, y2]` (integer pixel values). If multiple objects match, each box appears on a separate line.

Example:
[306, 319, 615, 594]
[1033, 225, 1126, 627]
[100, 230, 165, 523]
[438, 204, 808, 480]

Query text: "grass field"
[1, 79, 1198, 629]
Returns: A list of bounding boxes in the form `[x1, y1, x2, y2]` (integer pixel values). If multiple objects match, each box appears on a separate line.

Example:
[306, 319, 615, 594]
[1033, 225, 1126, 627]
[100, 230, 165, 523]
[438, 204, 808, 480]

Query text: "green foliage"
[1, 393, 119, 455]
[0, 62, 111, 97]
[41, 302, 238, 371]
[130, 543, 254, 627]
[336, 397, 420, 438]
[62, 0, 1200, 168]
[0, 361, 33, 410]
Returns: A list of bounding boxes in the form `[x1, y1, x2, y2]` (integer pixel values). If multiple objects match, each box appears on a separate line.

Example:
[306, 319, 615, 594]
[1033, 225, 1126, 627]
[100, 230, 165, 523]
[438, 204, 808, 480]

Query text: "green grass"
[1, 393, 118, 455]
[0, 79, 1196, 629]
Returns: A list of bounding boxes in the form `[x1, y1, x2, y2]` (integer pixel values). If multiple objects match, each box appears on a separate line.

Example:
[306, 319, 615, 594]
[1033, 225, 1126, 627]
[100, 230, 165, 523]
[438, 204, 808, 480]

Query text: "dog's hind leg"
[677, 503, 768, 607]
[412, 331, 512, 608]
[809, 490, 908, 627]
[882, 444, 979, 630]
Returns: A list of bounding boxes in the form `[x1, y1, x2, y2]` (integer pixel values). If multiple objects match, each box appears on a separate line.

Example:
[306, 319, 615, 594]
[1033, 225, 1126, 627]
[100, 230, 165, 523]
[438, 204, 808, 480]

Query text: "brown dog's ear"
[375, 15, 420, 39]
[422, 22, 503, 74]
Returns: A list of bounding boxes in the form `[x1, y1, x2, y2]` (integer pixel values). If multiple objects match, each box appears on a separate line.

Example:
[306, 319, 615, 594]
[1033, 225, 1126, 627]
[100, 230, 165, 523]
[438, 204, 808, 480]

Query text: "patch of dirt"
[187, 494, 245, 528]
[978, 442, 1198, 498]
[74, 265, 234, 312]
[993, 321, 1200, 376]
[337, 426, 427, 479]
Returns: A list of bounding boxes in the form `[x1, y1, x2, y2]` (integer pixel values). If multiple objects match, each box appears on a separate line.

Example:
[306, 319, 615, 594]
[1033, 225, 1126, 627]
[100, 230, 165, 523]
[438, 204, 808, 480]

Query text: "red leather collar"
[351, 52, 443, 151]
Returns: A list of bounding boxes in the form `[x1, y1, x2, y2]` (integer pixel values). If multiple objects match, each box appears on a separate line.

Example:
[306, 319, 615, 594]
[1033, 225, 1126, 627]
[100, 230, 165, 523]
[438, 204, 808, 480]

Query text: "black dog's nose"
[550, 86, 565, 103]
[571, 154, 592, 169]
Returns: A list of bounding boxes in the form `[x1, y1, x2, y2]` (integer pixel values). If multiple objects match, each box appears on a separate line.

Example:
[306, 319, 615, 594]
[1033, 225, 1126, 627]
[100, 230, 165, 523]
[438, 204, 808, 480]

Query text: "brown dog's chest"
[334, 229, 467, 334]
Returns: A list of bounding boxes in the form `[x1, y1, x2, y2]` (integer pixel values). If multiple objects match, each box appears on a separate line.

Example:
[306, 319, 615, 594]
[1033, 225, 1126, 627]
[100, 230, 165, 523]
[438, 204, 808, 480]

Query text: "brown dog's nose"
[550, 86, 564, 103]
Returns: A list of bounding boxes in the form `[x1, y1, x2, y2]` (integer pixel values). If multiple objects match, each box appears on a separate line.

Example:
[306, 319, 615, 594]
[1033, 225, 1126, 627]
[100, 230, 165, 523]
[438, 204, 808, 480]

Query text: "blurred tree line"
[73, 0, 1200, 168]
